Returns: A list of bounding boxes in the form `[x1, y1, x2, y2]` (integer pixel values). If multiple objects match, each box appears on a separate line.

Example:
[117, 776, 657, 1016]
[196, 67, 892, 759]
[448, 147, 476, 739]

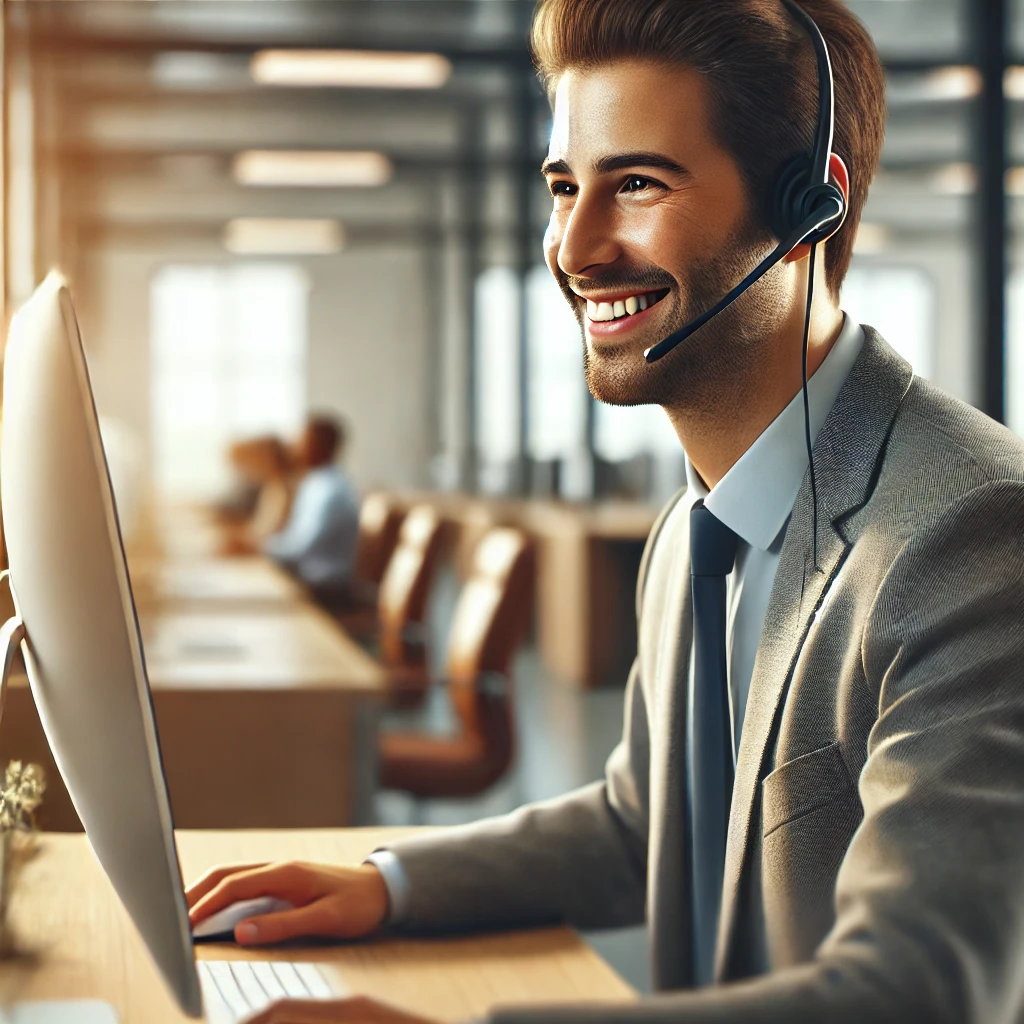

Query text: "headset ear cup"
[771, 155, 815, 239]
[771, 155, 846, 245]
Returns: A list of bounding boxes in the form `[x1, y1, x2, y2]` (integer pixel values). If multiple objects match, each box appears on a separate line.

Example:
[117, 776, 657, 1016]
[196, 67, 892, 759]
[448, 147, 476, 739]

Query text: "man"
[262, 415, 360, 610]
[188, 1, 1024, 1021]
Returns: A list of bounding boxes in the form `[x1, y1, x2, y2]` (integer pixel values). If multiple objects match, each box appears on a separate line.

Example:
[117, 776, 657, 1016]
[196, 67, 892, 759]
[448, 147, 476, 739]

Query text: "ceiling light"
[921, 65, 982, 101]
[1006, 66, 1024, 100]
[251, 49, 452, 89]
[1006, 168, 1024, 197]
[852, 223, 890, 255]
[232, 150, 392, 187]
[223, 218, 344, 254]
[930, 162, 977, 196]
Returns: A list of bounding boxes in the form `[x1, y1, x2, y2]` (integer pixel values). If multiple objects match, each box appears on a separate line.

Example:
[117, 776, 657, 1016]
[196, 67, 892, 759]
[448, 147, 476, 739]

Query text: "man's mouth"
[584, 289, 670, 323]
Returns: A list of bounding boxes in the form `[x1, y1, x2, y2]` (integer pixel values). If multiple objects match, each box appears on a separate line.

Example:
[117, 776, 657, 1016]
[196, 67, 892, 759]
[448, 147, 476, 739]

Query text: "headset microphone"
[643, 197, 843, 364]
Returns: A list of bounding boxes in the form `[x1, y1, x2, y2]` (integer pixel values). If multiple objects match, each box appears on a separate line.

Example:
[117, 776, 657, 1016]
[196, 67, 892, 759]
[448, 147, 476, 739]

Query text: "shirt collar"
[684, 313, 865, 552]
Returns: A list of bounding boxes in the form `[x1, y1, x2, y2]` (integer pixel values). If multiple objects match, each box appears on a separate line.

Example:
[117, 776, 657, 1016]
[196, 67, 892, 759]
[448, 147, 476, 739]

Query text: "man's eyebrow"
[540, 153, 691, 178]
[594, 152, 691, 176]
[540, 158, 571, 177]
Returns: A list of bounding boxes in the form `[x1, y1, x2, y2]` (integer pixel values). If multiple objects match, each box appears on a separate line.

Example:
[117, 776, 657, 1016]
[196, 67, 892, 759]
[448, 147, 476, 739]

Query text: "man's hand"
[240, 996, 439, 1024]
[186, 861, 390, 946]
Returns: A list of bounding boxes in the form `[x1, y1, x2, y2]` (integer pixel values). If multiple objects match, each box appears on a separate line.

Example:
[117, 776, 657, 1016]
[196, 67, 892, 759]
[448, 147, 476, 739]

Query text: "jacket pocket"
[762, 741, 853, 837]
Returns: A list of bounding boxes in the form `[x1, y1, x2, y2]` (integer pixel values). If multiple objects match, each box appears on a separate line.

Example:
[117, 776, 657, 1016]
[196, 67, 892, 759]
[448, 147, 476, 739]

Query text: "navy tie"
[687, 500, 739, 985]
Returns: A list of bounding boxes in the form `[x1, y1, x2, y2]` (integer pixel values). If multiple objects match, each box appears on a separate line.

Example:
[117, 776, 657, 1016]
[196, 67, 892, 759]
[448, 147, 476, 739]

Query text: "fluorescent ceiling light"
[223, 218, 344, 254]
[233, 150, 392, 187]
[920, 65, 982, 101]
[1006, 66, 1024, 100]
[852, 223, 890, 255]
[930, 162, 977, 196]
[251, 49, 452, 89]
[1006, 168, 1024, 197]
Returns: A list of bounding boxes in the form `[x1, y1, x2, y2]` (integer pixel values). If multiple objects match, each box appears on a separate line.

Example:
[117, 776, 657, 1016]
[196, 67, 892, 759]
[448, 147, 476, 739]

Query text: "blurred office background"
[1, 0, 1023, 994]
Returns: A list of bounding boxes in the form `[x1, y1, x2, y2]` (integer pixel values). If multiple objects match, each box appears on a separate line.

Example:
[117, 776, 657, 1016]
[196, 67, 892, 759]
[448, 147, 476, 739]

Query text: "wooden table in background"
[0, 828, 636, 1023]
[0, 605, 386, 830]
[129, 555, 307, 612]
[405, 494, 658, 689]
[521, 502, 657, 689]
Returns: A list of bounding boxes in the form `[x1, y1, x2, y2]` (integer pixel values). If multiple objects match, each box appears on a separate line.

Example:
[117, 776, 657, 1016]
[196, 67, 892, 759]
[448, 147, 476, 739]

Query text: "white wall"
[75, 237, 435, 495]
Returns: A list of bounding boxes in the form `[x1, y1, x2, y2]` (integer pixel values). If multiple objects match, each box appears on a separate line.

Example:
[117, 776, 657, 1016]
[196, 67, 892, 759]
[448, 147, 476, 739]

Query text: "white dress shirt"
[262, 464, 360, 591]
[371, 315, 865, 930]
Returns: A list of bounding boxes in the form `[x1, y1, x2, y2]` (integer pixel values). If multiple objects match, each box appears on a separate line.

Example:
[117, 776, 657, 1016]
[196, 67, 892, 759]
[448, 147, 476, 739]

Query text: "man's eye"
[621, 176, 654, 193]
[549, 180, 577, 197]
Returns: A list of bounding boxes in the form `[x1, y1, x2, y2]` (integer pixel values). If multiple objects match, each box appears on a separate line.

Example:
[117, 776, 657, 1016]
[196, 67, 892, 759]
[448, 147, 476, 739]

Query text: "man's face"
[543, 60, 784, 408]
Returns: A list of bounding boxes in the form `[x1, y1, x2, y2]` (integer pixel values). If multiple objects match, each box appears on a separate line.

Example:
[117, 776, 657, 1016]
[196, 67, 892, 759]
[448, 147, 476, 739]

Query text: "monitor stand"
[0, 579, 120, 1024]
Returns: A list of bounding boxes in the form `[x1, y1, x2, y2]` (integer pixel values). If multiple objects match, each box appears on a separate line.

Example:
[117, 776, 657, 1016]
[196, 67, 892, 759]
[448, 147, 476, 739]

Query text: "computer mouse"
[191, 896, 295, 941]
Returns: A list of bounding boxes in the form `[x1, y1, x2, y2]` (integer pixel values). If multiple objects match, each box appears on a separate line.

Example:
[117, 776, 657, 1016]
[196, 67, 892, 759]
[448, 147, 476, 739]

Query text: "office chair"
[378, 526, 534, 799]
[377, 504, 447, 707]
[335, 493, 406, 638]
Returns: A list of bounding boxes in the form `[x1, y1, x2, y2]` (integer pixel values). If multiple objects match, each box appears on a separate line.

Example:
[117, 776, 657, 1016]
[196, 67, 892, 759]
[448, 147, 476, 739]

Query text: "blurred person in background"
[263, 414, 360, 611]
[219, 435, 296, 554]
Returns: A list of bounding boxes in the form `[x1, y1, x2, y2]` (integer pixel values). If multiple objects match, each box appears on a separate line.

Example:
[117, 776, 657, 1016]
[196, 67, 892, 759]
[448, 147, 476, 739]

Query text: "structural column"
[974, 0, 1008, 422]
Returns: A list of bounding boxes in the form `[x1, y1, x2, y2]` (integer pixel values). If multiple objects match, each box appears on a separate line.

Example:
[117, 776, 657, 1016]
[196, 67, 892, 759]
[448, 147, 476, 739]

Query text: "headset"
[643, 0, 844, 566]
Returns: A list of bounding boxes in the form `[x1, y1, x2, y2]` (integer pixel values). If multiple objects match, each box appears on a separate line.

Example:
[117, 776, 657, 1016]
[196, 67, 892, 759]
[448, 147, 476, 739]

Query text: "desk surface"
[131, 557, 306, 611]
[0, 829, 635, 1023]
[142, 606, 386, 695]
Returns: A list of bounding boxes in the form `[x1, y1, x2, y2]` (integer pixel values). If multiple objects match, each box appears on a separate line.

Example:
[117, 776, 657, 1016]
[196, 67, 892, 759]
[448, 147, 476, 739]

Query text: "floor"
[374, 568, 652, 994]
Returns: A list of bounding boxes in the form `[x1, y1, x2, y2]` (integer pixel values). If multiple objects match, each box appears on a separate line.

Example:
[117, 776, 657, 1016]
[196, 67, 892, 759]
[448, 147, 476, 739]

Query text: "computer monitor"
[0, 274, 203, 1018]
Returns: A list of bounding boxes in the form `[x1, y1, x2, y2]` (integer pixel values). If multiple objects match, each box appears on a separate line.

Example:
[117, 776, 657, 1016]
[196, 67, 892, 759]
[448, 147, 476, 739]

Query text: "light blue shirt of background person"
[262, 464, 360, 591]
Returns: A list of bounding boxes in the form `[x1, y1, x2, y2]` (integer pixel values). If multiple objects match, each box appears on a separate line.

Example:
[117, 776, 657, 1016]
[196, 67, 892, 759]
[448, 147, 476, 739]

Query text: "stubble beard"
[557, 225, 786, 414]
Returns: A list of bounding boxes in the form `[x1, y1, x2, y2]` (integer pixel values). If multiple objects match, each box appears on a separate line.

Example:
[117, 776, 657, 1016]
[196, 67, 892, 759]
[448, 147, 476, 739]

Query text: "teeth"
[585, 292, 658, 322]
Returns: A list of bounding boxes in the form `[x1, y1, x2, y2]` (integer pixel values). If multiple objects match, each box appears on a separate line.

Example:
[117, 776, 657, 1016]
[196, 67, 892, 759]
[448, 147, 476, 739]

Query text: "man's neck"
[664, 302, 845, 491]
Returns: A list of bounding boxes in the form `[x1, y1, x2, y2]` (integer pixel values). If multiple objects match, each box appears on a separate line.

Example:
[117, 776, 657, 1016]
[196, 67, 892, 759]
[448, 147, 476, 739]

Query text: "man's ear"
[783, 153, 851, 264]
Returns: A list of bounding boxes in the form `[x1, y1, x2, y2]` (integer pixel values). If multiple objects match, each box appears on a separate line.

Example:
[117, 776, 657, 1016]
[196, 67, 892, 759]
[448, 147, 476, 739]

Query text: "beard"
[553, 221, 787, 411]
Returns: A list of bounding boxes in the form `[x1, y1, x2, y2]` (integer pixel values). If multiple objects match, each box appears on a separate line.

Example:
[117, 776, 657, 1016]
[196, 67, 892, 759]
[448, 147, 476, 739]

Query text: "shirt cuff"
[363, 850, 411, 925]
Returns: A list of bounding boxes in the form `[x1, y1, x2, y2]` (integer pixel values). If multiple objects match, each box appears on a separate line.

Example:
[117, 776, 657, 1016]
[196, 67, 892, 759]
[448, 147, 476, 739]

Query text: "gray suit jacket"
[384, 329, 1024, 1023]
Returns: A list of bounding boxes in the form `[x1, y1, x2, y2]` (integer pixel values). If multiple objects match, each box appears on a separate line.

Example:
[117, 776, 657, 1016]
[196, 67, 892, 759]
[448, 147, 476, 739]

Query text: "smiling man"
[187, 2, 1024, 1022]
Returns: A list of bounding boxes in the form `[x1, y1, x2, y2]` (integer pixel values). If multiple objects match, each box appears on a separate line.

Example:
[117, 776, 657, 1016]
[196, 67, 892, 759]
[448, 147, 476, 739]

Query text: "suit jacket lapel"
[645, 502, 696, 990]
[714, 329, 914, 978]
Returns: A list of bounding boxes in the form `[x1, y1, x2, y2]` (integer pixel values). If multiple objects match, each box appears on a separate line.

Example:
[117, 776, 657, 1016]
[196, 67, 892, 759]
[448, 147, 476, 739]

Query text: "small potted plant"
[0, 760, 45, 956]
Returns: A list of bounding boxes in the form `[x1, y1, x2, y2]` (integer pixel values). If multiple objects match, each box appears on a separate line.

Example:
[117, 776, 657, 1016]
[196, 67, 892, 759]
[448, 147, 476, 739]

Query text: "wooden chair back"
[378, 526, 534, 798]
[377, 504, 445, 673]
[353, 493, 405, 587]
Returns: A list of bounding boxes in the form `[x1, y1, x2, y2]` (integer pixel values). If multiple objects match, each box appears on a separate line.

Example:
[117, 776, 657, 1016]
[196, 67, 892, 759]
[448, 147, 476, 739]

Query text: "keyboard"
[198, 960, 345, 1023]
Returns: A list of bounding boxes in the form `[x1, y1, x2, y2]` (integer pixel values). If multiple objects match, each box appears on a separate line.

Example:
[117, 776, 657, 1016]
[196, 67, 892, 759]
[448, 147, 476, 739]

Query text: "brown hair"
[531, 0, 886, 297]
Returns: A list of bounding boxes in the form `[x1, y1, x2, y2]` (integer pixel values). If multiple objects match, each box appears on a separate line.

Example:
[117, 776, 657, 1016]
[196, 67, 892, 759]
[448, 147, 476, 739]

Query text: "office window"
[526, 265, 588, 460]
[150, 263, 308, 500]
[1007, 269, 1024, 437]
[475, 266, 521, 489]
[594, 401, 680, 463]
[842, 265, 937, 380]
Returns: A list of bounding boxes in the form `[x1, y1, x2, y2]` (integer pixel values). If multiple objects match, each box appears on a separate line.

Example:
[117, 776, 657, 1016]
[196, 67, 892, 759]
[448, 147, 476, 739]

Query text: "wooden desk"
[130, 557, 306, 612]
[0, 829, 635, 1023]
[520, 502, 657, 689]
[0, 607, 386, 831]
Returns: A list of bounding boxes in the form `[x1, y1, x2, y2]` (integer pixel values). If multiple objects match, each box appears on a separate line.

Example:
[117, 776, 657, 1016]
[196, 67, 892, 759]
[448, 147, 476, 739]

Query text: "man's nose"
[555, 197, 622, 278]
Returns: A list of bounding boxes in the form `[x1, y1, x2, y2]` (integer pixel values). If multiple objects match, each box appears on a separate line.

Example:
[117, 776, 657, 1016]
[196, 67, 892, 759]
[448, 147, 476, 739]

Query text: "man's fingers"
[240, 999, 343, 1023]
[185, 863, 267, 908]
[189, 863, 307, 925]
[240, 996, 435, 1024]
[235, 901, 349, 946]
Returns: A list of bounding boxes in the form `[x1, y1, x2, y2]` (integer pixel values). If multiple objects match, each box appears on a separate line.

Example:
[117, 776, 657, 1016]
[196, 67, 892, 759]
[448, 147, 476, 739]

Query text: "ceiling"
[10, 0, 1020, 255]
